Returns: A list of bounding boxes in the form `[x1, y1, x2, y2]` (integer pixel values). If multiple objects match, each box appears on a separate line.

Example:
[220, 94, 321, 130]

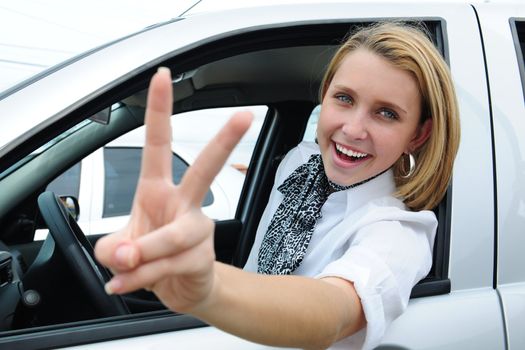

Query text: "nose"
[341, 110, 368, 140]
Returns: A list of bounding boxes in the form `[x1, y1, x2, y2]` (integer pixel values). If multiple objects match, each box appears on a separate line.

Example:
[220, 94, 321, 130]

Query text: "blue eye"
[379, 109, 398, 120]
[335, 94, 353, 104]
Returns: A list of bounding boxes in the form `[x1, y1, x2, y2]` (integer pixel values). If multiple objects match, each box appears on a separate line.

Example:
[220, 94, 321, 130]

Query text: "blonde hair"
[320, 22, 460, 211]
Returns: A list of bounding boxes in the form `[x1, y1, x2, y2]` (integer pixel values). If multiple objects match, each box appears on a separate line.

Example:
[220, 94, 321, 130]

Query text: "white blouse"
[244, 141, 437, 350]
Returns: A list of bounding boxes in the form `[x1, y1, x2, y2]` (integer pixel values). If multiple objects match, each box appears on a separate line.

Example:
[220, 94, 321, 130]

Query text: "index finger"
[140, 67, 174, 180]
[179, 111, 253, 206]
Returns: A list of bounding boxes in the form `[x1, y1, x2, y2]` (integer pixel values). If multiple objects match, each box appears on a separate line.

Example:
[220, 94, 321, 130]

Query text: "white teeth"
[336, 143, 368, 158]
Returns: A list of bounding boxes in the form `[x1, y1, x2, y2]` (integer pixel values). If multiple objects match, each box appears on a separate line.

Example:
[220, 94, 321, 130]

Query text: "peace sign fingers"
[140, 67, 174, 181]
[96, 68, 253, 300]
[178, 111, 253, 208]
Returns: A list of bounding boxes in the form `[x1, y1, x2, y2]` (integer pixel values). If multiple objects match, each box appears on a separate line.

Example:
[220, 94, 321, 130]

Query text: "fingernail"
[115, 245, 137, 268]
[105, 278, 122, 295]
[157, 66, 171, 76]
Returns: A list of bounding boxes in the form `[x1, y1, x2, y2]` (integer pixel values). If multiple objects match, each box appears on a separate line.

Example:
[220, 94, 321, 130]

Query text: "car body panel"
[498, 283, 525, 350]
[67, 326, 282, 350]
[381, 289, 505, 349]
[431, 3, 495, 292]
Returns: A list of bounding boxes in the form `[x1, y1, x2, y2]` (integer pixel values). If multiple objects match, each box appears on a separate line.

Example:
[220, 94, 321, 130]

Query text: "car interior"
[0, 19, 451, 341]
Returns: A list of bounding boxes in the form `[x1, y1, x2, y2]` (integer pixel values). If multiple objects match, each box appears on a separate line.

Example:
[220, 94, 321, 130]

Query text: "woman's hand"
[94, 67, 252, 313]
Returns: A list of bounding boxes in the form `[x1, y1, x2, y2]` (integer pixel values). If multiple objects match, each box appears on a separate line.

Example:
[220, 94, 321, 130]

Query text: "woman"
[95, 22, 460, 349]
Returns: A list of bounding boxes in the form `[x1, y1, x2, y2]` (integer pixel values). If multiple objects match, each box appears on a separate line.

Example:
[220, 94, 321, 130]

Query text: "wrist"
[188, 261, 224, 318]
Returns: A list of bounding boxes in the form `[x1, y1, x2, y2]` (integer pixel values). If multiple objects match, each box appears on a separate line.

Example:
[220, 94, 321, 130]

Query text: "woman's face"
[317, 48, 431, 186]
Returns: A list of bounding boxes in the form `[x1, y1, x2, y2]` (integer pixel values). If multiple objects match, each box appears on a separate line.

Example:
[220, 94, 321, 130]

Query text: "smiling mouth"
[334, 143, 371, 162]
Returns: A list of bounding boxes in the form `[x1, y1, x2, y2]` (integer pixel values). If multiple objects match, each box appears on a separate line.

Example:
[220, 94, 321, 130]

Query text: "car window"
[103, 147, 211, 218]
[46, 162, 81, 198]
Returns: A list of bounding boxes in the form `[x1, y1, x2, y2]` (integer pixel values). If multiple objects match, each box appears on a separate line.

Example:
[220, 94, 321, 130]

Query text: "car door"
[379, 3, 507, 349]
[476, 4, 525, 350]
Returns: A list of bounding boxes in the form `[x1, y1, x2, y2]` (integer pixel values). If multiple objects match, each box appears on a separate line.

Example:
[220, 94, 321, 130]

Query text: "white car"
[0, 1, 524, 349]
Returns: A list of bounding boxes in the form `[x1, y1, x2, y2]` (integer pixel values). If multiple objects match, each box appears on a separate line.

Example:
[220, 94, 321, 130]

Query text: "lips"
[333, 142, 371, 163]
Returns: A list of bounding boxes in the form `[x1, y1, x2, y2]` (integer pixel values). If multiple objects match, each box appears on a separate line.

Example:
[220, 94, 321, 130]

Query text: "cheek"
[317, 105, 340, 133]
[316, 116, 336, 149]
[316, 110, 328, 136]
[373, 127, 414, 155]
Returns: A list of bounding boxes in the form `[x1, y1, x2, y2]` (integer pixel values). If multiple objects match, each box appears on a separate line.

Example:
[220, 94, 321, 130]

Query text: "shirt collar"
[329, 169, 397, 216]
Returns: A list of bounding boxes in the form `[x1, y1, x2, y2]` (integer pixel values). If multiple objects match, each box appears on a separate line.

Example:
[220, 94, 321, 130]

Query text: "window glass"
[46, 162, 81, 198]
[169, 106, 267, 218]
[103, 147, 212, 218]
[102, 105, 267, 219]
[171, 106, 267, 174]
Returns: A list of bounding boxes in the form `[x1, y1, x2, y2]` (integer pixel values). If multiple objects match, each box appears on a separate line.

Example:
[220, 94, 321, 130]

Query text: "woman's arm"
[199, 263, 365, 349]
[104, 254, 365, 349]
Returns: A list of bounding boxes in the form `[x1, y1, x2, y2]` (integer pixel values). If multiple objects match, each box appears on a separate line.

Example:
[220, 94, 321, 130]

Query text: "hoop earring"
[401, 153, 416, 179]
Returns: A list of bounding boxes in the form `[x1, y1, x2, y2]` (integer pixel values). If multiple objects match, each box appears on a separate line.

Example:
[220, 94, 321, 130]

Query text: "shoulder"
[364, 197, 437, 228]
[337, 196, 438, 260]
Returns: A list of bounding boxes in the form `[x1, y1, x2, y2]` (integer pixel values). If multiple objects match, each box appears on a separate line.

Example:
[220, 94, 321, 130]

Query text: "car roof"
[185, 0, 519, 15]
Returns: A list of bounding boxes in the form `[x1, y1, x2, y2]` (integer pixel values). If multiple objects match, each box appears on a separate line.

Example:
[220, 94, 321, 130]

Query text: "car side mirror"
[59, 195, 80, 221]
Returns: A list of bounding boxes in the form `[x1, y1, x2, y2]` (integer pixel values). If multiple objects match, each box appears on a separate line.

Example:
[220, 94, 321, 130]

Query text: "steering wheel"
[37, 191, 129, 317]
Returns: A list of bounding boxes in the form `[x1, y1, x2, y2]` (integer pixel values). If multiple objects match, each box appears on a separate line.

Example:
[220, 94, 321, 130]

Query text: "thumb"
[94, 228, 140, 272]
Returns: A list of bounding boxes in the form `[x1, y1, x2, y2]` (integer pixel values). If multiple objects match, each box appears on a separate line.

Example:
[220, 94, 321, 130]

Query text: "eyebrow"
[332, 84, 408, 115]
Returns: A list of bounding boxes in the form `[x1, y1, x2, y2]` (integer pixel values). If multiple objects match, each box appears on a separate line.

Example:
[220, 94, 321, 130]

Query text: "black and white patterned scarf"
[257, 154, 379, 275]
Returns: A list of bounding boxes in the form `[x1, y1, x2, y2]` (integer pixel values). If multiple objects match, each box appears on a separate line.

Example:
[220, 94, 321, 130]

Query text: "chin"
[325, 170, 355, 187]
